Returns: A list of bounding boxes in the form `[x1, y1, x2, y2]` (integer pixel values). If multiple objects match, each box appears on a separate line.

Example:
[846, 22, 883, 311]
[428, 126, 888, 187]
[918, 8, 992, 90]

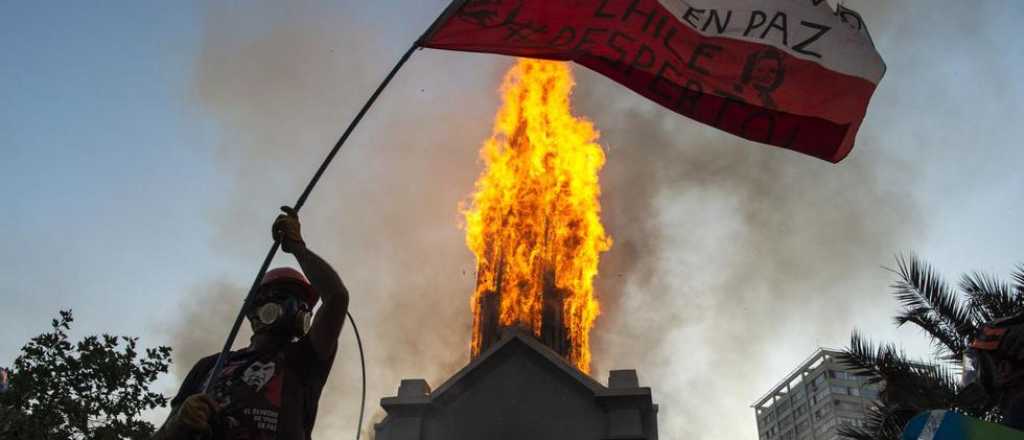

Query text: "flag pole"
[199, 41, 418, 393]
[201, 0, 470, 395]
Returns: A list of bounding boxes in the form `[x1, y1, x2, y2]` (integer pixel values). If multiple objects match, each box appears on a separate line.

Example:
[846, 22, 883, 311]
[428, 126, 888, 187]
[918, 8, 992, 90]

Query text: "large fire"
[463, 58, 611, 373]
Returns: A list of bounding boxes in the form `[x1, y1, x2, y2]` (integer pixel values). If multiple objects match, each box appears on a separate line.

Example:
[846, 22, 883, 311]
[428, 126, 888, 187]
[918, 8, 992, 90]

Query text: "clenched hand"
[174, 393, 218, 434]
[273, 206, 306, 254]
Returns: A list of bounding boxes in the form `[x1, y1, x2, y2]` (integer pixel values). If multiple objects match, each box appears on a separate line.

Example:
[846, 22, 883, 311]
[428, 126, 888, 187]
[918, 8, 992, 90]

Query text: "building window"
[850, 387, 861, 397]
[815, 387, 830, 404]
[817, 417, 836, 434]
[813, 373, 826, 386]
[863, 388, 880, 400]
[835, 401, 861, 412]
[781, 415, 794, 428]
[777, 399, 792, 412]
[831, 370, 858, 381]
[838, 416, 865, 428]
[814, 405, 831, 421]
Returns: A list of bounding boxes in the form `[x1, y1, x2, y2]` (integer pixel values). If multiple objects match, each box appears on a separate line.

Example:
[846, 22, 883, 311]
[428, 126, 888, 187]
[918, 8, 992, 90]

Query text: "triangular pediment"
[376, 328, 658, 440]
[429, 328, 606, 403]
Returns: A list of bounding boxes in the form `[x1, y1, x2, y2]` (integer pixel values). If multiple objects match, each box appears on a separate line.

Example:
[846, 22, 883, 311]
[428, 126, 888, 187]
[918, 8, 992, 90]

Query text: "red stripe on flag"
[982, 326, 1009, 337]
[422, 0, 884, 163]
[970, 339, 1001, 351]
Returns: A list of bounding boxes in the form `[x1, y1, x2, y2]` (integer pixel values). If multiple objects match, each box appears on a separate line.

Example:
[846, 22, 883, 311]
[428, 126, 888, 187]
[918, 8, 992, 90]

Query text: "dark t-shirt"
[171, 336, 335, 440]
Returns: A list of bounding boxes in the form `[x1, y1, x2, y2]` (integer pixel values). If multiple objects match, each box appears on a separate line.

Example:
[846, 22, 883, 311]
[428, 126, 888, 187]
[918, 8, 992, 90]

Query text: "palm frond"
[837, 256, 1024, 440]
[889, 254, 976, 357]
[1012, 264, 1024, 300]
[839, 332, 927, 384]
[880, 358, 958, 411]
[838, 405, 916, 440]
[893, 309, 966, 362]
[961, 271, 1022, 322]
[837, 426, 880, 440]
[839, 332, 966, 438]
[837, 331, 889, 382]
[908, 362, 960, 405]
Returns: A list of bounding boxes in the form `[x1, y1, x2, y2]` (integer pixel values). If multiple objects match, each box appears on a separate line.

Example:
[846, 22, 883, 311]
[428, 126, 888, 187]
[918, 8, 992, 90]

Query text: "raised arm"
[273, 207, 350, 360]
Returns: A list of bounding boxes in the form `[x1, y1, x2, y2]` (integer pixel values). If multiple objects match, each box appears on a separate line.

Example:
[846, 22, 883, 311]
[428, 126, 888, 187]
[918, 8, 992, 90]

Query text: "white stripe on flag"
[918, 410, 947, 440]
[657, 0, 885, 82]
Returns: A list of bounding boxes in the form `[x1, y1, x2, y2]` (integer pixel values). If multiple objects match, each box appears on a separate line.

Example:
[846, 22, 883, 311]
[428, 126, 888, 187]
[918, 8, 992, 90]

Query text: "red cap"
[260, 267, 318, 306]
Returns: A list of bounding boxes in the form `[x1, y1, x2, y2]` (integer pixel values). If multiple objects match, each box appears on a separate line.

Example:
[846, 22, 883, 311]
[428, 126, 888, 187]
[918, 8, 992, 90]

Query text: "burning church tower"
[375, 59, 659, 440]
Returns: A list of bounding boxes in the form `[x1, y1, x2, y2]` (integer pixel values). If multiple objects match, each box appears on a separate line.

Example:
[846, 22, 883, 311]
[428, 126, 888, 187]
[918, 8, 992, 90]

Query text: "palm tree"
[836, 254, 1024, 440]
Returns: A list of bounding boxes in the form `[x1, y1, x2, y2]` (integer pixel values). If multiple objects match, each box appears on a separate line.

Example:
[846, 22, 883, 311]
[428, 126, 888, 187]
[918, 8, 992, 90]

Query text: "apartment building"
[752, 349, 882, 440]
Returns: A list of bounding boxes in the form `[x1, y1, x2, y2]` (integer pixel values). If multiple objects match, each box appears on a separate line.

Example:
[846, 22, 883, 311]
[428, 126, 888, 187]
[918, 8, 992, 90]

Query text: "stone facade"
[375, 328, 659, 440]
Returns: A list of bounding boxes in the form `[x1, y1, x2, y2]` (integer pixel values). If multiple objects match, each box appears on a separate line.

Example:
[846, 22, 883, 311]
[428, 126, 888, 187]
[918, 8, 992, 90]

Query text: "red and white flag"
[422, 0, 885, 163]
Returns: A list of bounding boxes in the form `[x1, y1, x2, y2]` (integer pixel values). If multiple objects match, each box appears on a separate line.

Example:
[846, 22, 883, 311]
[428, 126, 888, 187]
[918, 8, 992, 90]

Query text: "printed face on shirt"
[242, 361, 276, 392]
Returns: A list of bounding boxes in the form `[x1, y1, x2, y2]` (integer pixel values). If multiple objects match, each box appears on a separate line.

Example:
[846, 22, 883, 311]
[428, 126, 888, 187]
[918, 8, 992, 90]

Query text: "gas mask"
[247, 288, 313, 338]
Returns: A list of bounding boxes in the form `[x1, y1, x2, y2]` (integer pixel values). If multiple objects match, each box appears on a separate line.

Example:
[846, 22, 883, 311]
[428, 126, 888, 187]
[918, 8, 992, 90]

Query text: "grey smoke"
[579, 70, 920, 438]
[170, 3, 500, 438]
[165, 0, 1011, 438]
[169, 280, 252, 380]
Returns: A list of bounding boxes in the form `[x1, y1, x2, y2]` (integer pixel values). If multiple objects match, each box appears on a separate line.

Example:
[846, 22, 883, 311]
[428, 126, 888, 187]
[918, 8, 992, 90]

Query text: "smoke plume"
[160, 0, 1005, 438]
[578, 70, 919, 438]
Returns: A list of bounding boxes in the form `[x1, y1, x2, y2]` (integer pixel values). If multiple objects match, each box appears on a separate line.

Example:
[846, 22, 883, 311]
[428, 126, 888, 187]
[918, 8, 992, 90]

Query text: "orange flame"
[463, 59, 611, 373]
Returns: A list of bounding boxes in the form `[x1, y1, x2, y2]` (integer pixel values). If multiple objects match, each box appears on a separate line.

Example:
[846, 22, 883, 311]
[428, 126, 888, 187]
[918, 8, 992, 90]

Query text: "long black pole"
[200, 42, 419, 393]
[197, 3, 471, 440]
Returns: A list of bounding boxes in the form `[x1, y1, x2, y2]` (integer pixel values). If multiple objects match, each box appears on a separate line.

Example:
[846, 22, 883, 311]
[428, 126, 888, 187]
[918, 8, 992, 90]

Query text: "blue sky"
[2, 1, 1023, 439]
[2, 2, 216, 344]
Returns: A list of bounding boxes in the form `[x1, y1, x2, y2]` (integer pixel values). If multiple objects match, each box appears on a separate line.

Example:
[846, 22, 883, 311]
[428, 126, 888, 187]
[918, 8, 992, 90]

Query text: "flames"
[463, 59, 611, 373]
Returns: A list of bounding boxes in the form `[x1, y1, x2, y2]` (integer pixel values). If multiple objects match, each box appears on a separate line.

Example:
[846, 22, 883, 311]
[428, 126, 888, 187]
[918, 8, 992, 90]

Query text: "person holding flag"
[148, 1, 886, 438]
[153, 208, 349, 440]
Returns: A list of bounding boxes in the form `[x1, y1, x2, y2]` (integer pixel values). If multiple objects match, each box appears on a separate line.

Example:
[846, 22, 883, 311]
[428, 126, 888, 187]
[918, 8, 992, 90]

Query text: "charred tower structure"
[474, 265, 572, 360]
[375, 59, 659, 440]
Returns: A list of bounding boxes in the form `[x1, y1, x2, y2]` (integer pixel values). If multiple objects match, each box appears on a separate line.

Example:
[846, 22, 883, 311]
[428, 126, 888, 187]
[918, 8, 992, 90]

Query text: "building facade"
[752, 349, 881, 440]
[375, 328, 659, 440]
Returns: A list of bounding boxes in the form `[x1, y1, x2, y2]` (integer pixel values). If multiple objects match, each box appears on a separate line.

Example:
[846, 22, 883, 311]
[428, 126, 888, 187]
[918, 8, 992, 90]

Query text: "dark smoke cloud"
[161, 0, 1003, 438]
[578, 70, 921, 438]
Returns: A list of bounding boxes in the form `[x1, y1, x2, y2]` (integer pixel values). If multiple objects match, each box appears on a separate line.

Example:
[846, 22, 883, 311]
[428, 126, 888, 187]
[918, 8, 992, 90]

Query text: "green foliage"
[837, 255, 1024, 440]
[0, 310, 172, 440]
